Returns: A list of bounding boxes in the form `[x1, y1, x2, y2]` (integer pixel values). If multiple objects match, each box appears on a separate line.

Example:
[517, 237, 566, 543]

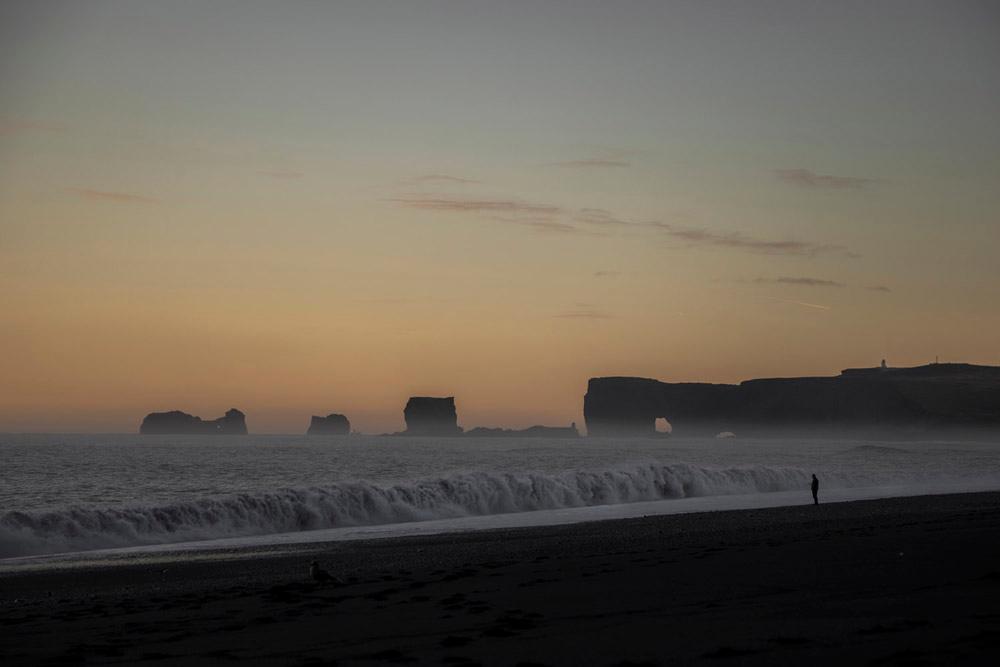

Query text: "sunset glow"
[2, 1, 998, 433]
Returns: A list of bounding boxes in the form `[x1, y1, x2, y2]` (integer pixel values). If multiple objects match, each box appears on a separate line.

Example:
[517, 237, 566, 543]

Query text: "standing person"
[811, 474, 819, 505]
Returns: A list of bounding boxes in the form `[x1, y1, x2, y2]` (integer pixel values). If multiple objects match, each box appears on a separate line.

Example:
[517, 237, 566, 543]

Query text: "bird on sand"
[309, 560, 336, 583]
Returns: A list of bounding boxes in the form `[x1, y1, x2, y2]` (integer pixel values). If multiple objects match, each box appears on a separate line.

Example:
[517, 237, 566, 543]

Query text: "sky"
[1, 0, 999, 433]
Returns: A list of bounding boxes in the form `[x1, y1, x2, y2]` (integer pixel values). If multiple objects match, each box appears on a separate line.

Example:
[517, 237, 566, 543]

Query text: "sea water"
[2, 433, 999, 559]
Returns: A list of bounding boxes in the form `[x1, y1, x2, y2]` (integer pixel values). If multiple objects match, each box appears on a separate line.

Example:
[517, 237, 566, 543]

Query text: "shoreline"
[3, 491, 1000, 664]
[3, 481, 1000, 568]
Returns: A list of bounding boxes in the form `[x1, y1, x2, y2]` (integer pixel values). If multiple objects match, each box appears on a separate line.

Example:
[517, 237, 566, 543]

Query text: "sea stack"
[307, 413, 351, 436]
[403, 397, 462, 436]
[139, 408, 248, 435]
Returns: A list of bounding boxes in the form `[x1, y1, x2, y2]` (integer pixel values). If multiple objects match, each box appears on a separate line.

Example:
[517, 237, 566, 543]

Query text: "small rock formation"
[139, 408, 248, 435]
[403, 397, 462, 436]
[464, 424, 579, 438]
[307, 413, 351, 436]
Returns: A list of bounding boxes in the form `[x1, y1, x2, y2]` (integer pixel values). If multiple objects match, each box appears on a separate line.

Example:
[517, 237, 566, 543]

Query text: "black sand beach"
[2, 492, 1000, 665]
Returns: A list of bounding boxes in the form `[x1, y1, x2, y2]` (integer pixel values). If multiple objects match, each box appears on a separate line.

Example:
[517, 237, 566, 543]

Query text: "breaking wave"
[0, 463, 812, 557]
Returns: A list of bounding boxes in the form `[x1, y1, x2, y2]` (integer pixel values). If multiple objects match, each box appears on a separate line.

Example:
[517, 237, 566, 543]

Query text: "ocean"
[2, 433, 999, 559]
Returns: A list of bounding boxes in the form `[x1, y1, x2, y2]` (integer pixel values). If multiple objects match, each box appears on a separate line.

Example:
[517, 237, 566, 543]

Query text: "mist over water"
[2, 433, 998, 558]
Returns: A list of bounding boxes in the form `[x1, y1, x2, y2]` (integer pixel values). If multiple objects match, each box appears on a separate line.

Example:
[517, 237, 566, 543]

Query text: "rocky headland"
[584, 363, 1000, 436]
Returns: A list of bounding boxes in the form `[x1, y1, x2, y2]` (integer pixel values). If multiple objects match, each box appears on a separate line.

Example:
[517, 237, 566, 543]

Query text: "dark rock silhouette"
[465, 424, 579, 438]
[584, 363, 1000, 436]
[307, 413, 350, 436]
[403, 397, 462, 436]
[139, 408, 248, 435]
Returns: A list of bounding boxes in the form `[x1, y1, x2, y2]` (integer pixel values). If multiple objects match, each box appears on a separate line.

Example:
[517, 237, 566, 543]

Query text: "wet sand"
[2, 492, 1000, 665]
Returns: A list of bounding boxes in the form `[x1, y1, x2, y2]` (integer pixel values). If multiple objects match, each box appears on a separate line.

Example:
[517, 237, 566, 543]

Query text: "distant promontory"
[139, 408, 248, 435]
[584, 363, 1000, 436]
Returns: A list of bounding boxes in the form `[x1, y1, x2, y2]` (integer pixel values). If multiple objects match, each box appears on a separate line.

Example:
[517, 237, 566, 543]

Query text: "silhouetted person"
[811, 474, 819, 505]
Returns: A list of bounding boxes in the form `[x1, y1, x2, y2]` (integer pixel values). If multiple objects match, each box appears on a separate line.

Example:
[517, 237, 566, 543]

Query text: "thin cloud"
[575, 208, 633, 226]
[390, 194, 855, 255]
[389, 195, 561, 217]
[867, 285, 892, 292]
[491, 216, 608, 236]
[594, 271, 621, 278]
[646, 222, 855, 257]
[756, 276, 845, 288]
[548, 159, 630, 168]
[391, 194, 588, 234]
[525, 221, 578, 234]
[581, 211, 857, 258]
[259, 169, 303, 179]
[775, 168, 875, 190]
[492, 217, 579, 234]
[71, 188, 156, 204]
[554, 307, 613, 319]
[406, 174, 480, 185]
[766, 296, 832, 311]
[356, 297, 414, 306]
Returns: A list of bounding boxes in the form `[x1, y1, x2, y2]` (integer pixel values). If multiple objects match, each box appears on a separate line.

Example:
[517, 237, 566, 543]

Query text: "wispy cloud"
[389, 195, 561, 217]
[548, 158, 630, 168]
[594, 270, 621, 278]
[390, 194, 592, 234]
[488, 217, 580, 234]
[775, 168, 875, 190]
[259, 169, 303, 179]
[355, 297, 414, 305]
[575, 208, 633, 226]
[867, 285, 892, 293]
[406, 174, 480, 185]
[756, 276, 845, 288]
[71, 188, 156, 204]
[389, 194, 856, 256]
[766, 296, 832, 311]
[646, 222, 855, 257]
[554, 307, 613, 319]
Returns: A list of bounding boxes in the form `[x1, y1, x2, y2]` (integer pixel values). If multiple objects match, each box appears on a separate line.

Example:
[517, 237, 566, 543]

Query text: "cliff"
[584, 364, 1000, 436]
[307, 413, 350, 436]
[139, 408, 248, 435]
[403, 397, 462, 436]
